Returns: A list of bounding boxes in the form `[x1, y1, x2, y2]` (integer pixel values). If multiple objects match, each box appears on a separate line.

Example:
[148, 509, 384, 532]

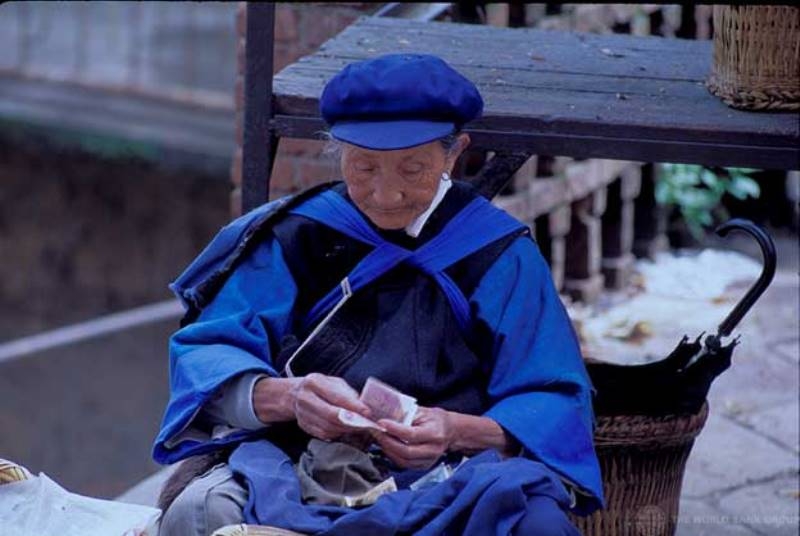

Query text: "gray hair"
[437, 132, 462, 154]
[319, 130, 343, 162]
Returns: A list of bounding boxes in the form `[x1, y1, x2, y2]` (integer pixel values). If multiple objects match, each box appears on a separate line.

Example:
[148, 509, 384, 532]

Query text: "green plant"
[656, 164, 761, 239]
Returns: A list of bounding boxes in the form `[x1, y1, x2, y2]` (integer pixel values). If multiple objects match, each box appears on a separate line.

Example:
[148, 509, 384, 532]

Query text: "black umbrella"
[586, 218, 777, 417]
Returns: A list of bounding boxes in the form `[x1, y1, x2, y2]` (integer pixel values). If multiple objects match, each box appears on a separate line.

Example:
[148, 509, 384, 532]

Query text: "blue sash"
[289, 190, 526, 332]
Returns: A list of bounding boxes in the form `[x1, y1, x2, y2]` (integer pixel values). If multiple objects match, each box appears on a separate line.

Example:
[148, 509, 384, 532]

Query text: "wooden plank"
[346, 16, 712, 57]
[274, 66, 799, 146]
[317, 20, 712, 80]
[268, 16, 799, 170]
[269, 116, 797, 171]
[277, 61, 712, 102]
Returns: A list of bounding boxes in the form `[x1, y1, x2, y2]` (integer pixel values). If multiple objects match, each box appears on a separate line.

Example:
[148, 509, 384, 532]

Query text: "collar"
[404, 177, 452, 238]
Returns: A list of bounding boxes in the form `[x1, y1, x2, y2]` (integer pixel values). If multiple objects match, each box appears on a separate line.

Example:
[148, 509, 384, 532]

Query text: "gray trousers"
[159, 463, 247, 536]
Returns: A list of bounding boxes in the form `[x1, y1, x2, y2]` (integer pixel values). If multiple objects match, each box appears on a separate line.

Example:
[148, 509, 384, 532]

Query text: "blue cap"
[320, 54, 483, 150]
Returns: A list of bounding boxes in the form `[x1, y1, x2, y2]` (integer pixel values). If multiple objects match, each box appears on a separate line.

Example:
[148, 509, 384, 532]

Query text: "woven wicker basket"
[569, 403, 709, 536]
[707, 5, 800, 111]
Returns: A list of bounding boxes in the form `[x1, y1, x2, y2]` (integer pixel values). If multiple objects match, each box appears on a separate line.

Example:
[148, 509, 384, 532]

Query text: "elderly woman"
[153, 54, 603, 536]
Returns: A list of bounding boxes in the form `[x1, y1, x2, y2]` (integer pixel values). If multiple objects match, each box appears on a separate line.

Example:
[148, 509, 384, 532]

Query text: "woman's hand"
[371, 406, 454, 469]
[291, 373, 372, 442]
[370, 406, 521, 469]
[253, 374, 371, 442]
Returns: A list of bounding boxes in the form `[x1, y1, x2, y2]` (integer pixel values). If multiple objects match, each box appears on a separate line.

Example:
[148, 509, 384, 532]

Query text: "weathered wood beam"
[242, 2, 276, 212]
[469, 151, 533, 199]
[601, 165, 642, 288]
[564, 188, 607, 302]
[546, 205, 572, 291]
[268, 114, 799, 172]
[373, 2, 452, 21]
[492, 159, 637, 223]
[633, 163, 669, 259]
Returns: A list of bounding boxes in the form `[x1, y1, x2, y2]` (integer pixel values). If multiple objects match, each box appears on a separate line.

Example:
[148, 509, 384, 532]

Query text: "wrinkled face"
[341, 135, 469, 230]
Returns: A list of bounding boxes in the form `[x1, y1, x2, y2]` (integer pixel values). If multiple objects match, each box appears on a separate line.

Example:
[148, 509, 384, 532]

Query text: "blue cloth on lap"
[229, 440, 579, 536]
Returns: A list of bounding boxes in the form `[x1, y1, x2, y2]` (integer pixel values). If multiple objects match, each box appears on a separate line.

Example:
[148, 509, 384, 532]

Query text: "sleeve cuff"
[204, 372, 270, 431]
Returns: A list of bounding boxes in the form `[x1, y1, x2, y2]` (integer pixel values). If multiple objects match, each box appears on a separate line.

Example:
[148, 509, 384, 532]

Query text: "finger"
[379, 419, 428, 444]
[376, 437, 439, 469]
[297, 400, 349, 431]
[309, 375, 371, 416]
[379, 419, 413, 440]
[374, 430, 409, 451]
[297, 412, 348, 440]
[296, 390, 344, 424]
[374, 432, 439, 463]
[296, 393, 352, 436]
[296, 418, 331, 441]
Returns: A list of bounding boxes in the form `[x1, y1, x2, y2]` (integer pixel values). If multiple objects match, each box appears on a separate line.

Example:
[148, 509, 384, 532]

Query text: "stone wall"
[0, 2, 239, 107]
[0, 131, 230, 341]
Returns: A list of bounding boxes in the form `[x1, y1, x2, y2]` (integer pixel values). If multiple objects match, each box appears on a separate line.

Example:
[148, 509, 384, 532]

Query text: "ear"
[445, 133, 472, 173]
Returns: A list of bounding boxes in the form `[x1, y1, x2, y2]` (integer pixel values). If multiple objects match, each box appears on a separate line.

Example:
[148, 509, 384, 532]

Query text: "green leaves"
[656, 164, 761, 240]
[727, 174, 761, 200]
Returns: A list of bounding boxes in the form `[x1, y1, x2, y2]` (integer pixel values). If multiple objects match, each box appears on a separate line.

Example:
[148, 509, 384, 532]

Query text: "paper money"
[337, 409, 386, 432]
[409, 461, 453, 491]
[343, 476, 398, 508]
[359, 377, 418, 426]
[408, 456, 469, 491]
[337, 377, 417, 432]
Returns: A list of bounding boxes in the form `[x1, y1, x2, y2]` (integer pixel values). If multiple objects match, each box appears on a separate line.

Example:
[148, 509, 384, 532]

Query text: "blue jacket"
[153, 182, 604, 521]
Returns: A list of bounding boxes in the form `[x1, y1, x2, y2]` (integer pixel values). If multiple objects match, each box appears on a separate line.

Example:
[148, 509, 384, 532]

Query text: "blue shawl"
[153, 185, 604, 522]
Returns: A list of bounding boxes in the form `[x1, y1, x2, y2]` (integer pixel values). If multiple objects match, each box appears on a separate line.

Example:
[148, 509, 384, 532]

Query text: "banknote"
[337, 409, 386, 432]
[408, 461, 453, 491]
[408, 456, 468, 491]
[359, 377, 418, 426]
[343, 476, 398, 508]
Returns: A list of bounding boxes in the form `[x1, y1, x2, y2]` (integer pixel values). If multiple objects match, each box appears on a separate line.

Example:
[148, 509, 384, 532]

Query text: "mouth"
[368, 207, 407, 214]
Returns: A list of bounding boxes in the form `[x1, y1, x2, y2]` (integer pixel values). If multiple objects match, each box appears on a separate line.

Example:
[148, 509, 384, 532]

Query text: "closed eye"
[402, 166, 423, 174]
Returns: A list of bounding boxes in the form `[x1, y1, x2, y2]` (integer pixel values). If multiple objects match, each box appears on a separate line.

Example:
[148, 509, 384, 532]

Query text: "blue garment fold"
[153, 183, 605, 519]
[153, 237, 297, 464]
[229, 440, 579, 536]
[169, 197, 287, 311]
[473, 237, 604, 515]
[289, 189, 525, 332]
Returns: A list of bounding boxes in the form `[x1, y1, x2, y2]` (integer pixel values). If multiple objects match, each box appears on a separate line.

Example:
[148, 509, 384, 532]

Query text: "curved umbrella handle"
[714, 218, 777, 338]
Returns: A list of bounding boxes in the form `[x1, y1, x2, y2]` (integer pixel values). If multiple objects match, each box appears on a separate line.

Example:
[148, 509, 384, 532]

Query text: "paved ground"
[0, 319, 174, 498]
[566, 229, 798, 536]
[116, 230, 800, 535]
[674, 262, 799, 536]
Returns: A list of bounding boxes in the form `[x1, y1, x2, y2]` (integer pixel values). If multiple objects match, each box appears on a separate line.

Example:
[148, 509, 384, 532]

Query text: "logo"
[635, 505, 668, 535]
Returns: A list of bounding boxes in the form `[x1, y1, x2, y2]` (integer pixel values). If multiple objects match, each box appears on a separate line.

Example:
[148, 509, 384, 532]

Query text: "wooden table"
[245, 11, 800, 210]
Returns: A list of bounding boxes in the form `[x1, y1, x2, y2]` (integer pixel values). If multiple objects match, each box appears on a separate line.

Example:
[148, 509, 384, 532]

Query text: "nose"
[371, 179, 403, 207]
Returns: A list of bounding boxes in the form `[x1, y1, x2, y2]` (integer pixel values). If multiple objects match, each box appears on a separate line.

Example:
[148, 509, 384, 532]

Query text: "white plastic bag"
[0, 472, 160, 536]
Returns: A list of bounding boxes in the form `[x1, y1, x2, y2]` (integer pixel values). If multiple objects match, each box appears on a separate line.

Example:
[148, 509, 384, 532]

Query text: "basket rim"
[594, 402, 709, 448]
